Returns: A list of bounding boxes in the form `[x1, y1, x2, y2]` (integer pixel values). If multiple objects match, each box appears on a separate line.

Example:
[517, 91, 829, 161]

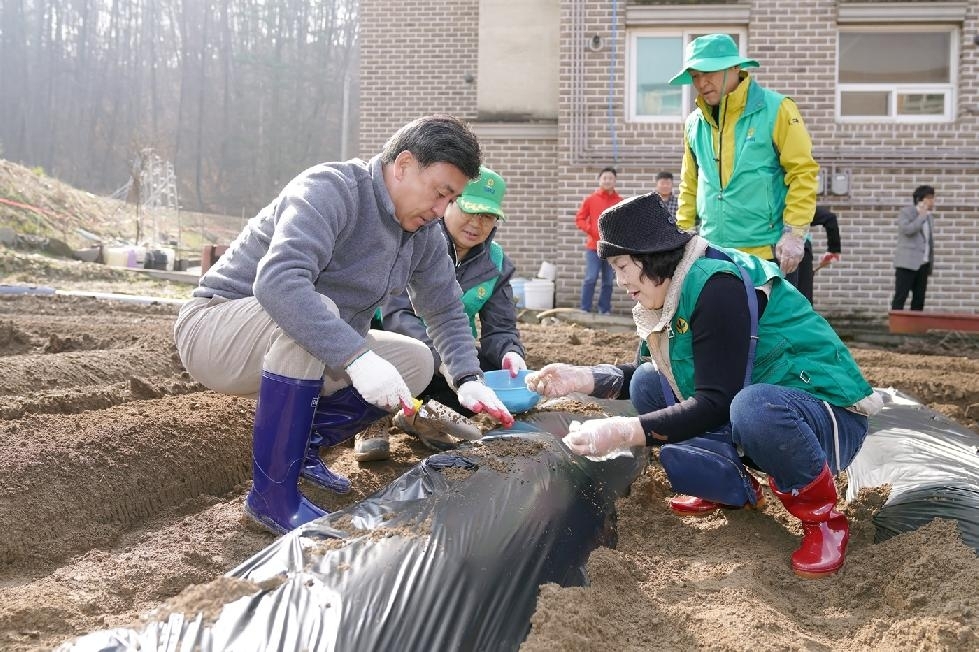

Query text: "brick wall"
[360, 0, 979, 317]
[358, 0, 564, 285]
[474, 129, 562, 284]
[358, 1, 480, 153]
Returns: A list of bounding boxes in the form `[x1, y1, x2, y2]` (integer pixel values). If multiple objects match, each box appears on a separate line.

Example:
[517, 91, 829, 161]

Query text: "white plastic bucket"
[537, 261, 557, 281]
[524, 279, 554, 310]
[103, 247, 130, 267]
[510, 277, 528, 308]
[160, 247, 176, 271]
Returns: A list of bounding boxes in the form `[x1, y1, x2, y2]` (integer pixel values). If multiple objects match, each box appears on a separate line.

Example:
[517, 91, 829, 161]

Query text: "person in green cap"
[368, 166, 528, 456]
[670, 33, 819, 286]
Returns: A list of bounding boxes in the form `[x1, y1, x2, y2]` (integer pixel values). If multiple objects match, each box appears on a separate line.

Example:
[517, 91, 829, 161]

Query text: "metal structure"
[110, 148, 180, 244]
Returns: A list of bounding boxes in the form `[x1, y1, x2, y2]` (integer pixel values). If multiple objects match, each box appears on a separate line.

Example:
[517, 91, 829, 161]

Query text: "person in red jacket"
[576, 167, 622, 314]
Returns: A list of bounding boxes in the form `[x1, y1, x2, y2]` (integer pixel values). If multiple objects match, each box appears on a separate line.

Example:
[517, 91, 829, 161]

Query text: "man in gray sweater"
[174, 115, 514, 535]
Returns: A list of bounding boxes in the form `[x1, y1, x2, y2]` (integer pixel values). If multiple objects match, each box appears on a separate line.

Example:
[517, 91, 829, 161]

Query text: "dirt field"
[0, 253, 977, 650]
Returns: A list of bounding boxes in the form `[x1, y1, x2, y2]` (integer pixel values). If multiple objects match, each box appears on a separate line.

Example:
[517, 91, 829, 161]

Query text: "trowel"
[414, 399, 483, 440]
[398, 398, 483, 444]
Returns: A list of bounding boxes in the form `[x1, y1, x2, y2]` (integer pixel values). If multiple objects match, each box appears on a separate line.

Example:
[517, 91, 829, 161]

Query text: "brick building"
[359, 0, 979, 317]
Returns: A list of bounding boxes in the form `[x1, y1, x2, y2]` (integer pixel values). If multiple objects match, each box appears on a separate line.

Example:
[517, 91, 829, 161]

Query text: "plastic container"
[483, 369, 540, 414]
[537, 261, 557, 281]
[160, 247, 177, 271]
[127, 246, 147, 268]
[103, 246, 131, 267]
[510, 277, 528, 308]
[524, 279, 554, 310]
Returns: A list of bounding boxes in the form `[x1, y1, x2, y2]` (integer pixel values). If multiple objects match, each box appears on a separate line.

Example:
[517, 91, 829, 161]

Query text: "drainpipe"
[608, 0, 619, 163]
[572, 0, 584, 163]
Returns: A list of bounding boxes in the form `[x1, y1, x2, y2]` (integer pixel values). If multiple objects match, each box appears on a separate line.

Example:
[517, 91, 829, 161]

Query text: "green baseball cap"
[455, 166, 507, 221]
[669, 33, 759, 86]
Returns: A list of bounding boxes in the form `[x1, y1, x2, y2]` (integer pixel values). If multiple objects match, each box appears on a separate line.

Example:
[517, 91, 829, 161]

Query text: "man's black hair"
[912, 184, 935, 205]
[631, 247, 686, 286]
[381, 114, 482, 179]
[599, 166, 617, 178]
[655, 171, 674, 181]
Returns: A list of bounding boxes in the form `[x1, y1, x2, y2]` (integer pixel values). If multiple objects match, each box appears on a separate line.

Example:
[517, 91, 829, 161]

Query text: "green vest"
[669, 247, 872, 407]
[686, 80, 787, 250]
[373, 243, 505, 334]
[460, 241, 504, 337]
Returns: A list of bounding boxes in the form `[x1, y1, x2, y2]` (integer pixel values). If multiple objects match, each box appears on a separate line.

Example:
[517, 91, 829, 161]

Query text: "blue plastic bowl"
[483, 369, 541, 414]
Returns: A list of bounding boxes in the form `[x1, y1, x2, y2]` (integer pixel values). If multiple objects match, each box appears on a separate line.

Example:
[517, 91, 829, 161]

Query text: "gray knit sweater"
[193, 155, 482, 384]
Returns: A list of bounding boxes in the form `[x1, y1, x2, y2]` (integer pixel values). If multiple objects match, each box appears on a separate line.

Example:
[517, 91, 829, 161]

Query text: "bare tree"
[0, 0, 360, 218]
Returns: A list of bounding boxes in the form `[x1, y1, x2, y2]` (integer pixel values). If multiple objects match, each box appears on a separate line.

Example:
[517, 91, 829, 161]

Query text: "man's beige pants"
[174, 295, 434, 400]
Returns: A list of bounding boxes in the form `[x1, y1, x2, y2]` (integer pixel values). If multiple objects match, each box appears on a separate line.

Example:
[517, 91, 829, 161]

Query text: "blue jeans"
[629, 362, 868, 491]
[580, 249, 613, 313]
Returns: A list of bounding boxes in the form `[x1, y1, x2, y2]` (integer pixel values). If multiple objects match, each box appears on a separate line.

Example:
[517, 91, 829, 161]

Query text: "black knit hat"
[597, 192, 693, 258]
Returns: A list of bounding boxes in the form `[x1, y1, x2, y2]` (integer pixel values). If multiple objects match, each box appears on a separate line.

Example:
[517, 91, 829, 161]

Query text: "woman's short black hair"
[631, 247, 685, 285]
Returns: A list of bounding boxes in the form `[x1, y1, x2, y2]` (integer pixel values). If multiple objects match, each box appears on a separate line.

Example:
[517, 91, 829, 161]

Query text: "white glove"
[345, 350, 412, 411]
[774, 228, 806, 274]
[501, 352, 527, 377]
[562, 417, 644, 457]
[458, 380, 514, 427]
[525, 363, 594, 398]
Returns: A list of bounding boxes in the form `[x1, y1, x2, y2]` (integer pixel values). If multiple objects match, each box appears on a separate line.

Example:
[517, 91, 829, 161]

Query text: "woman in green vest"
[526, 192, 881, 578]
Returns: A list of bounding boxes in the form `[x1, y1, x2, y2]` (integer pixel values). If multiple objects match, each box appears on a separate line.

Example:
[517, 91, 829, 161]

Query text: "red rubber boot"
[768, 464, 849, 578]
[669, 473, 765, 516]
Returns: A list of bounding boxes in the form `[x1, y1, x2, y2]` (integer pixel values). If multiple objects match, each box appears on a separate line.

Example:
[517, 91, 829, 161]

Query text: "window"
[837, 28, 957, 123]
[627, 29, 745, 123]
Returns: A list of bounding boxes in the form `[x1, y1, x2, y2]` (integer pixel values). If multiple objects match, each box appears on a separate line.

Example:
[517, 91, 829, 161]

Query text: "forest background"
[0, 0, 359, 219]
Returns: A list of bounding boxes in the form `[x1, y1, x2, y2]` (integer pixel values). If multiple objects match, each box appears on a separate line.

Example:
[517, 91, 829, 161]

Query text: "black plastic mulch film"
[846, 388, 979, 550]
[62, 392, 978, 651]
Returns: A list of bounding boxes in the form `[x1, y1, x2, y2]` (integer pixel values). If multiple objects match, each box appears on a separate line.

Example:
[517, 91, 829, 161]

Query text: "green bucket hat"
[455, 166, 507, 221]
[669, 33, 758, 86]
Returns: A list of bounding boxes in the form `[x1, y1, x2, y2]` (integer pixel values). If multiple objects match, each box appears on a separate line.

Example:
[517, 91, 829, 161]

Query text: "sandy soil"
[0, 269, 977, 650]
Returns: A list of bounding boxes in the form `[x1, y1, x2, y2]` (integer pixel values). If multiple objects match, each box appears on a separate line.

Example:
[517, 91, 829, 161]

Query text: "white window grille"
[837, 27, 958, 123]
[627, 28, 746, 123]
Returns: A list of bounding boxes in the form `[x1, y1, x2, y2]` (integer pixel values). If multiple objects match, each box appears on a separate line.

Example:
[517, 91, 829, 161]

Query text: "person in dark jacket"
[796, 205, 842, 304]
[526, 192, 881, 578]
[891, 185, 936, 311]
[376, 166, 527, 453]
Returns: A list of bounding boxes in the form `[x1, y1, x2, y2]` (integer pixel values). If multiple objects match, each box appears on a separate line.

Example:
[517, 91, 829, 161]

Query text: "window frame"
[626, 27, 747, 124]
[836, 25, 958, 124]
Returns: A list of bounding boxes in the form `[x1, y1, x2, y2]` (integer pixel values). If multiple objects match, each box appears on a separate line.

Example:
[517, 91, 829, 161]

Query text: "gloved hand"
[458, 380, 515, 427]
[345, 350, 413, 411]
[562, 417, 644, 457]
[774, 228, 806, 274]
[818, 252, 840, 268]
[525, 363, 594, 398]
[501, 351, 527, 378]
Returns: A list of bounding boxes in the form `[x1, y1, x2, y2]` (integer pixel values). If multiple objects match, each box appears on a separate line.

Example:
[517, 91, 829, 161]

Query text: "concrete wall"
[359, 0, 979, 317]
[478, 0, 560, 120]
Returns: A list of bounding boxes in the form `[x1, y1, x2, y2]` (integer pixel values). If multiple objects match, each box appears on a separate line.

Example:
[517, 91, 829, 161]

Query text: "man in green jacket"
[671, 33, 819, 285]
